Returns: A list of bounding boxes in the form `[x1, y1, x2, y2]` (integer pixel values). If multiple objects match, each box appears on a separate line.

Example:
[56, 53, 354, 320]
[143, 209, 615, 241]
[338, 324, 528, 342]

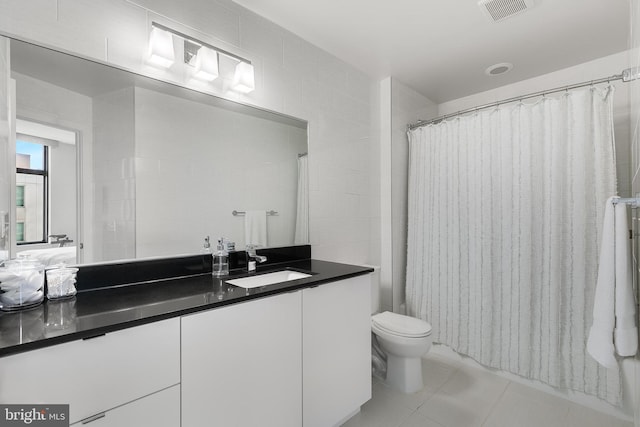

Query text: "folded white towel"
[587, 197, 638, 369]
[587, 197, 618, 368]
[244, 210, 267, 247]
[614, 202, 638, 356]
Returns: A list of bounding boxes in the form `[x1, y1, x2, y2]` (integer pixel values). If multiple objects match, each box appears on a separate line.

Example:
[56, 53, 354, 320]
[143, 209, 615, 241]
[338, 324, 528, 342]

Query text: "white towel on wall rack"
[587, 196, 638, 369]
[244, 210, 267, 247]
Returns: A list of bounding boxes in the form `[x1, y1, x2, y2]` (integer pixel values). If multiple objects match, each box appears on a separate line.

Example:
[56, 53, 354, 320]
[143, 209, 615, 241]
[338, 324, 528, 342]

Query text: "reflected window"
[16, 185, 24, 207]
[16, 140, 48, 244]
[16, 222, 25, 242]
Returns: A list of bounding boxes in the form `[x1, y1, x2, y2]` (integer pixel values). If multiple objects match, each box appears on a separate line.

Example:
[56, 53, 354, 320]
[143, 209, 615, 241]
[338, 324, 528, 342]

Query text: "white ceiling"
[233, 0, 630, 103]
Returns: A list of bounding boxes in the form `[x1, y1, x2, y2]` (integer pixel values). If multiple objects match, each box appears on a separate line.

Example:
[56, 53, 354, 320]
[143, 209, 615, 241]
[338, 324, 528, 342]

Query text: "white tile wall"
[92, 86, 136, 261]
[48, 141, 77, 242]
[0, 37, 10, 258]
[134, 86, 305, 257]
[0, 0, 378, 264]
[630, 2, 640, 427]
[384, 78, 437, 311]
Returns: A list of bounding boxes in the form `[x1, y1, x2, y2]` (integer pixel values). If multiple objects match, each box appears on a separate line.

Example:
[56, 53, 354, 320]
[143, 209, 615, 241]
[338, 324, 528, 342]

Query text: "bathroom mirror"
[7, 37, 308, 265]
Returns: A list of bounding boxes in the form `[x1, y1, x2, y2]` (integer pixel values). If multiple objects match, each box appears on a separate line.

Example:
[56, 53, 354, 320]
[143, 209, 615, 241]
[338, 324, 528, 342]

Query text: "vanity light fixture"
[147, 26, 175, 68]
[149, 22, 253, 92]
[231, 62, 255, 94]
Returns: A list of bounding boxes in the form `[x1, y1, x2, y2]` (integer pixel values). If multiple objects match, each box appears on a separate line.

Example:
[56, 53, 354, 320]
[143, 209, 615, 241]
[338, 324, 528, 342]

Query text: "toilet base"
[385, 353, 424, 394]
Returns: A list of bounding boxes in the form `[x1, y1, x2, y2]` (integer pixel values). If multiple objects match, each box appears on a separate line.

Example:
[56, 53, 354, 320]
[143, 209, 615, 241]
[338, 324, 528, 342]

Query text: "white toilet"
[369, 266, 433, 394]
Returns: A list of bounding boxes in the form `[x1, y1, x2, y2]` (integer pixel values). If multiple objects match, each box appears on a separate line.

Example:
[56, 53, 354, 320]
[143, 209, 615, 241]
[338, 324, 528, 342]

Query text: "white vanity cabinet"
[0, 318, 181, 425]
[181, 274, 372, 427]
[70, 385, 180, 427]
[0, 272, 372, 427]
[181, 291, 303, 427]
[302, 275, 372, 427]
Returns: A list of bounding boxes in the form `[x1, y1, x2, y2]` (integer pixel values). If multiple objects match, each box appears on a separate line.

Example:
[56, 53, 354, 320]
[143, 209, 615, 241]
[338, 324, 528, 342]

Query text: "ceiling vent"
[478, 0, 536, 22]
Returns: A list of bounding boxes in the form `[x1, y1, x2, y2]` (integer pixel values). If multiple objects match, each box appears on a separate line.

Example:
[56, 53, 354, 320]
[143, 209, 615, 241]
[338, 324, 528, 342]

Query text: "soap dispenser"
[201, 236, 212, 254]
[212, 237, 229, 277]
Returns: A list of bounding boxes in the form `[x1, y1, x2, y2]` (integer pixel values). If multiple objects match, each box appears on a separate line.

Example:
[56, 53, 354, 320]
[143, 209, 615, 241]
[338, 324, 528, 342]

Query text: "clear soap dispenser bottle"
[212, 237, 229, 277]
[201, 236, 212, 254]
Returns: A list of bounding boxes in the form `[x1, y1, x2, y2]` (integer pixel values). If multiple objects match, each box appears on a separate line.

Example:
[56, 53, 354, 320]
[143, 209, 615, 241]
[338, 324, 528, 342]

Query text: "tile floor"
[342, 352, 633, 427]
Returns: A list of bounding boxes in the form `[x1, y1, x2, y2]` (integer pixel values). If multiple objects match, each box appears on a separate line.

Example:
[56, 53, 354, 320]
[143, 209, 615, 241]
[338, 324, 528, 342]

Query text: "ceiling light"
[191, 45, 219, 82]
[147, 26, 175, 68]
[485, 62, 513, 76]
[231, 62, 255, 94]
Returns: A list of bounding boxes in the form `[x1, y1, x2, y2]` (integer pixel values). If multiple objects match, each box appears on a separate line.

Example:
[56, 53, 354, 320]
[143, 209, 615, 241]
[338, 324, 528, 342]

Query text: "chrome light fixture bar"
[151, 22, 251, 66]
[150, 22, 254, 92]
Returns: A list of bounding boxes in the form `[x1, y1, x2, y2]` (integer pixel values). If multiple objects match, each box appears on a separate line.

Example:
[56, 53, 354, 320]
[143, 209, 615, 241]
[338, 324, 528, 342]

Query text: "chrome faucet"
[49, 234, 73, 247]
[245, 244, 267, 271]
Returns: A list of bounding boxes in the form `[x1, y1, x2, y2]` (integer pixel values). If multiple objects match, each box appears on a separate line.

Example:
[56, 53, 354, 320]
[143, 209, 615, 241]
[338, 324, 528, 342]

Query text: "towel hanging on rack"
[244, 210, 268, 247]
[587, 196, 638, 368]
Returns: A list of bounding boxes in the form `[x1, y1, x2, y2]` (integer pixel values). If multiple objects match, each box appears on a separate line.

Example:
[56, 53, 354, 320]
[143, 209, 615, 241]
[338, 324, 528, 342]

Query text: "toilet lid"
[372, 311, 432, 338]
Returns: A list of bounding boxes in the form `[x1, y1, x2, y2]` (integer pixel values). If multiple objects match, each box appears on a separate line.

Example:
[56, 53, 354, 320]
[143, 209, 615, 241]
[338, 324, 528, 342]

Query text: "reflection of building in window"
[16, 185, 24, 207]
[16, 141, 48, 244]
[16, 185, 25, 242]
[16, 222, 25, 242]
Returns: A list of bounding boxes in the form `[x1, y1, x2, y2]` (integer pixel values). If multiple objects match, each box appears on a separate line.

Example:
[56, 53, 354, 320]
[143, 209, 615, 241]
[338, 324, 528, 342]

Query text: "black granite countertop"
[0, 259, 373, 357]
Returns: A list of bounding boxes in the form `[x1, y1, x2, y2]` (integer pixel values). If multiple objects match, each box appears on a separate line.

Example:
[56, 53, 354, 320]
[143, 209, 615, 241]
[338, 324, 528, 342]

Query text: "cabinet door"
[0, 318, 180, 425]
[72, 385, 180, 427]
[182, 291, 302, 427]
[303, 275, 372, 427]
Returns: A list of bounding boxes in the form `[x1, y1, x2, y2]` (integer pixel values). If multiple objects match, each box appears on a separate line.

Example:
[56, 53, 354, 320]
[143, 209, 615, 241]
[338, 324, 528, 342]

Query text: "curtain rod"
[408, 67, 640, 131]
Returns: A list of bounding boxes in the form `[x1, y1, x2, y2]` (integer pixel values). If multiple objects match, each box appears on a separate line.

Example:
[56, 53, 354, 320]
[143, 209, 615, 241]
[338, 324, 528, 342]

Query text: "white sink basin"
[225, 270, 312, 289]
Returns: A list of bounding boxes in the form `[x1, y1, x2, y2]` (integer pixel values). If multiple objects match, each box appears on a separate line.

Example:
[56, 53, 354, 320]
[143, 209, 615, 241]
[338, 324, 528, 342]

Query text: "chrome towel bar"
[232, 210, 278, 216]
[612, 198, 640, 208]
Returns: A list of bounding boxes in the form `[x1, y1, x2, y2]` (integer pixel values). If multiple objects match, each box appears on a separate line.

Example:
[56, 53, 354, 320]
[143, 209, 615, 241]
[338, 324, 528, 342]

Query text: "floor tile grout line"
[416, 362, 462, 410]
[371, 354, 632, 427]
[479, 379, 513, 427]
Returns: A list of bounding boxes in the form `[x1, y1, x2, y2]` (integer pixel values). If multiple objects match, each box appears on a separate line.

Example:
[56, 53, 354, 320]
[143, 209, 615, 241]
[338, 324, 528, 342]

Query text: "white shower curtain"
[406, 86, 621, 405]
[294, 154, 309, 244]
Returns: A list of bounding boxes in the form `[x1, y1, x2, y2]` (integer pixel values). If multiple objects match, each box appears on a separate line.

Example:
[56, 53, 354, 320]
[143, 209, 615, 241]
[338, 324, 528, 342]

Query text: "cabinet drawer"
[0, 318, 180, 425]
[72, 385, 180, 427]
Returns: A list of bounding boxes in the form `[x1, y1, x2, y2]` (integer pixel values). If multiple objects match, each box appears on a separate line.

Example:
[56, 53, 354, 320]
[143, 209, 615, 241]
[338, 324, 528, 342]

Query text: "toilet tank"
[363, 265, 380, 314]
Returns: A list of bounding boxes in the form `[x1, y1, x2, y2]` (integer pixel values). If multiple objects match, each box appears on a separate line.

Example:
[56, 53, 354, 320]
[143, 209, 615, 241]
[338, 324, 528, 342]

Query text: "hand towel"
[614, 202, 638, 356]
[587, 197, 638, 369]
[244, 210, 267, 247]
[587, 196, 618, 368]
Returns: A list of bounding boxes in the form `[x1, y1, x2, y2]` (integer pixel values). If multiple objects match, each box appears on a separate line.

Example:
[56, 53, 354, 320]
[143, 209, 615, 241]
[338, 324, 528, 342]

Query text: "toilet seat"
[372, 311, 432, 338]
